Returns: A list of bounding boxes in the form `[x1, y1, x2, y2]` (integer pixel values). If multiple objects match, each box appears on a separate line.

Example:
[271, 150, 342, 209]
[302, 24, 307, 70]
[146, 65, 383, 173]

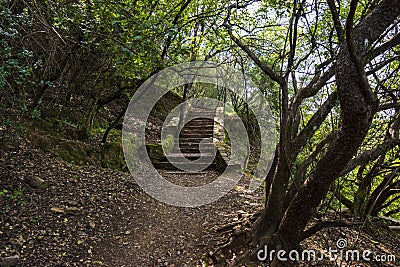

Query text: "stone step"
[187, 118, 214, 120]
[168, 157, 215, 164]
[165, 152, 214, 159]
[189, 108, 215, 112]
[164, 171, 209, 175]
[177, 141, 214, 147]
[187, 115, 214, 118]
[183, 121, 214, 127]
[186, 118, 215, 122]
[188, 110, 215, 113]
[153, 161, 216, 170]
[173, 146, 215, 153]
[178, 137, 213, 144]
[182, 128, 214, 132]
[184, 124, 214, 129]
[181, 128, 213, 133]
[182, 126, 214, 131]
[151, 107, 222, 171]
[179, 133, 213, 138]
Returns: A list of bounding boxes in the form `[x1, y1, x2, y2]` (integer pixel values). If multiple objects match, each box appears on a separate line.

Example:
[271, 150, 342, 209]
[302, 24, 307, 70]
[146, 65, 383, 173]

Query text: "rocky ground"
[1, 118, 399, 266]
[0, 119, 263, 266]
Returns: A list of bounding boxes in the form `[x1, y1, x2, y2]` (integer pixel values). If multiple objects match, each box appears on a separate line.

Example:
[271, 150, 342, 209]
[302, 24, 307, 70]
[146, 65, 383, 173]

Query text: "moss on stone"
[58, 141, 91, 165]
[161, 135, 175, 155]
[146, 143, 165, 163]
[101, 142, 127, 171]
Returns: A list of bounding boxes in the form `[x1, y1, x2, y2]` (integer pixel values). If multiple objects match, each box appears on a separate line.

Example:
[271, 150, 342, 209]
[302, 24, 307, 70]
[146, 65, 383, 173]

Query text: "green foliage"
[0, 7, 34, 107]
[29, 214, 43, 224]
[101, 141, 127, 171]
[161, 134, 175, 155]
[0, 189, 8, 196]
[0, 186, 24, 203]
[2, 0, 400, 221]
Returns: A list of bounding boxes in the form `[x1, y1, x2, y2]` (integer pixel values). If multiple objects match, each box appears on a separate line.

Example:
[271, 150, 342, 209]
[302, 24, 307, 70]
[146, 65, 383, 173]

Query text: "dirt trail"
[2, 127, 399, 267]
[0, 131, 263, 266]
[92, 171, 263, 267]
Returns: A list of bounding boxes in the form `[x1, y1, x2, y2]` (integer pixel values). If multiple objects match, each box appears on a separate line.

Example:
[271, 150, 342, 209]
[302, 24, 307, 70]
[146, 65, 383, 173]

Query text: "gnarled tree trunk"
[273, 0, 399, 251]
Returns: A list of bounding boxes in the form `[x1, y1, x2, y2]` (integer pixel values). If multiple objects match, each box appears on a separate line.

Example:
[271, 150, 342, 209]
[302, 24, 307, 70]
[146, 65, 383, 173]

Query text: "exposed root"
[209, 211, 265, 266]
[210, 230, 250, 265]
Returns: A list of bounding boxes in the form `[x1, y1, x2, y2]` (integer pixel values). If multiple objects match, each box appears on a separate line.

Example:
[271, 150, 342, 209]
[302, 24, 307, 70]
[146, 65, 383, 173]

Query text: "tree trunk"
[249, 0, 400, 256]
[272, 0, 400, 251]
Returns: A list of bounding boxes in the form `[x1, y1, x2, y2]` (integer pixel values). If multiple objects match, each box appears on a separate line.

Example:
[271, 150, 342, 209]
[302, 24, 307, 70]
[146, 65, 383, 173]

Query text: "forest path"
[90, 107, 266, 266]
[0, 133, 263, 266]
[1, 124, 399, 267]
[0, 118, 264, 267]
[92, 171, 262, 266]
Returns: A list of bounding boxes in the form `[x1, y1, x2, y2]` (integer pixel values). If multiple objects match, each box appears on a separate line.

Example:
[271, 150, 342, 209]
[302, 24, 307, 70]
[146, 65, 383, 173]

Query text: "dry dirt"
[1, 123, 399, 267]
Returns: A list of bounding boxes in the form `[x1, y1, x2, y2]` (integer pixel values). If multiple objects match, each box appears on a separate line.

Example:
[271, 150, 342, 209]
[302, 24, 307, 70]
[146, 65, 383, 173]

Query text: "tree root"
[209, 211, 267, 266]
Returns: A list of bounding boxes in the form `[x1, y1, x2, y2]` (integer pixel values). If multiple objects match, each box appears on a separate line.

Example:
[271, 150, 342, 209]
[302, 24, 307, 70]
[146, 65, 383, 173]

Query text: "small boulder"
[0, 255, 19, 267]
[25, 176, 48, 189]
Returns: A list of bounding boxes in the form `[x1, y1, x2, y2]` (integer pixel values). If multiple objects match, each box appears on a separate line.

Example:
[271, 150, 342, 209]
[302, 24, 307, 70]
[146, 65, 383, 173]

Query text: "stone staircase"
[153, 107, 220, 172]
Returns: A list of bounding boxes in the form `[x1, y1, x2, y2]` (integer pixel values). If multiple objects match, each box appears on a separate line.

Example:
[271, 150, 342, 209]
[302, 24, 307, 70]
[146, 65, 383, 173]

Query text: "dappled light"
[1, 0, 400, 266]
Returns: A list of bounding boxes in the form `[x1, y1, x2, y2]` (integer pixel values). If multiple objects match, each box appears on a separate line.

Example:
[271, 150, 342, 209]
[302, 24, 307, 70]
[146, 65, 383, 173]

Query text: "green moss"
[101, 142, 127, 171]
[24, 120, 127, 170]
[146, 143, 165, 162]
[161, 134, 175, 155]
[150, 91, 182, 121]
[58, 141, 92, 165]
[17, 91, 182, 172]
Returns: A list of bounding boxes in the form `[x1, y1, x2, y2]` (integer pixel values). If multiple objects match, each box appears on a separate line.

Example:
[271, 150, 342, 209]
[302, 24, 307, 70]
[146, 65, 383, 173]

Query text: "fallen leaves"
[9, 235, 25, 246]
[89, 221, 96, 229]
[3, 123, 398, 267]
[50, 207, 64, 213]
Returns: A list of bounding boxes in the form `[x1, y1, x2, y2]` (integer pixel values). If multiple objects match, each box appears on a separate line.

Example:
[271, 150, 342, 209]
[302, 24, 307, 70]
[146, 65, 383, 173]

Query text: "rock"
[9, 235, 25, 246]
[341, 208, 352, 216]
[50, 207, 65, 213]
[66, 200, 79, 206]
[68, 177, 78, 183]
[77, 231, 87, 236]
[89, 222, 96, 229]
[388, 225, 400, 231]
[0, 255, 19, 267]
[25, 176, 48, 189]
[65, 207, 80, 214]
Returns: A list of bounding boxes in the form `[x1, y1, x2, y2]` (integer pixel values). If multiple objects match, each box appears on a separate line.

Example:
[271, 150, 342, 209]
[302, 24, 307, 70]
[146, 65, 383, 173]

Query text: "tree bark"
[273, 0, 400, 250]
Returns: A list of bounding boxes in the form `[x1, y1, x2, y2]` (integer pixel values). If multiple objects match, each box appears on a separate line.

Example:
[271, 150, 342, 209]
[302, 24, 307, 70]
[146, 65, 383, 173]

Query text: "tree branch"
[326, 0, 345, 42]
[345, 0, 377, 105]
[368, 33, 400, 60]
[339, 138, 400, 176]
[223, 7, 284, 85]
[290, 66, 335, 113]
[284, 132, 335, 210]
[300, 221, 362, 242]
[292, 91, 338, 154]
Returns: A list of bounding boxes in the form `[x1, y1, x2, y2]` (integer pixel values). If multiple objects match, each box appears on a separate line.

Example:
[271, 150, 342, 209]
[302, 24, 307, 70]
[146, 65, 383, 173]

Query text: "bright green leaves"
[0, 7, 33, 90]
